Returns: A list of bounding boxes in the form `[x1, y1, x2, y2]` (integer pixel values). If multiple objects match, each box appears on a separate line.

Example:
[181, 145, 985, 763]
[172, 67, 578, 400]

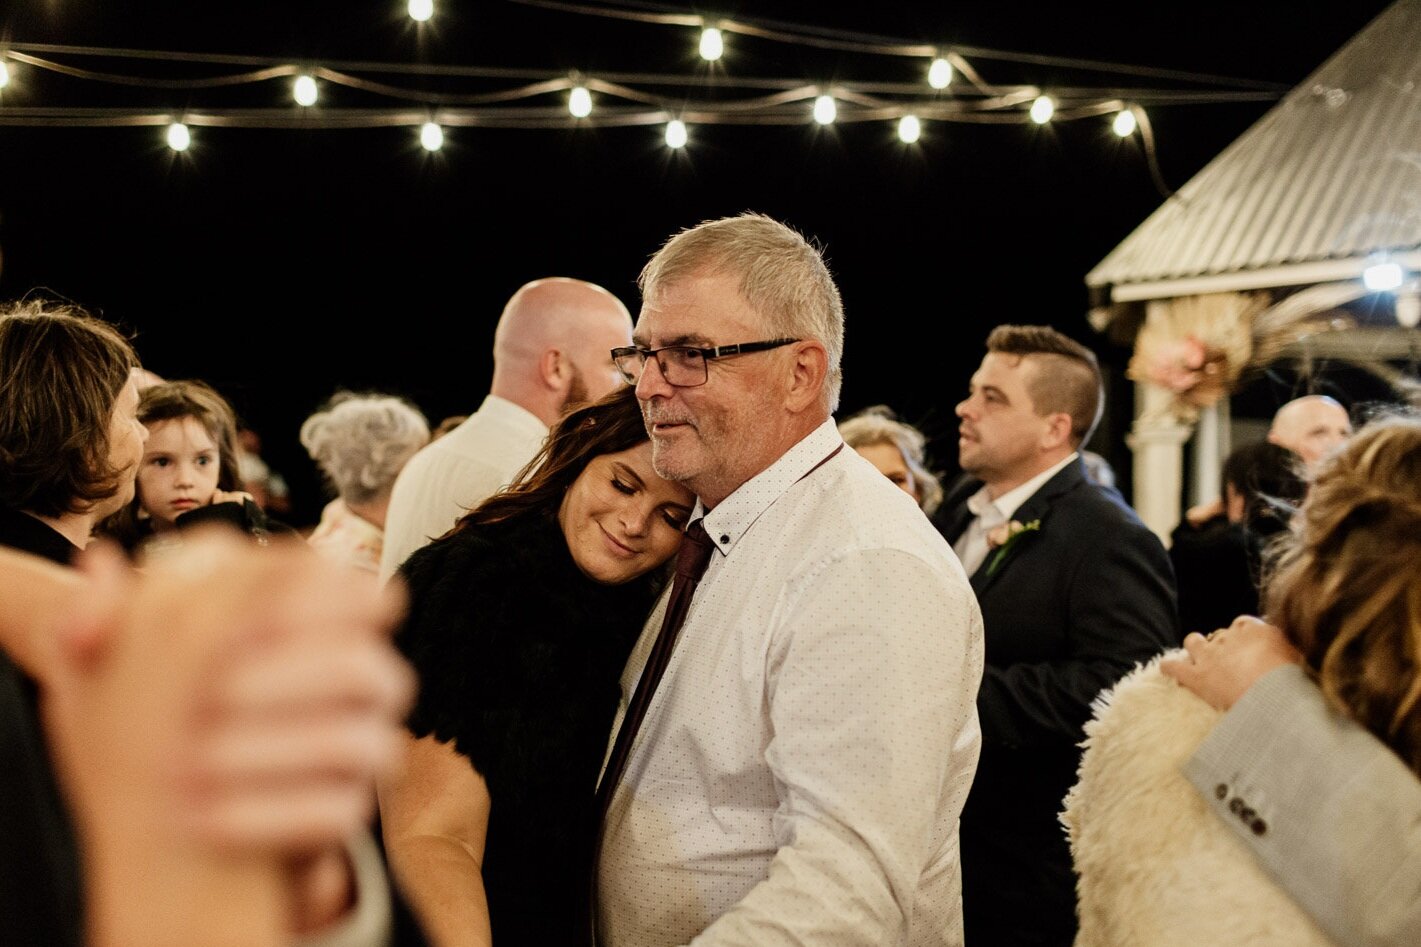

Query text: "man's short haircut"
[0, 299, 138, 517]
[986, 324, 1104, 448]
[638, 212, 845, 411]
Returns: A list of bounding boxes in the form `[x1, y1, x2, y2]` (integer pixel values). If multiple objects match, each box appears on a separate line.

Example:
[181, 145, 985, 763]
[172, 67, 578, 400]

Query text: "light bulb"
[166, 123, 191, 152]
[898, 115, 922, 144]
[699, 27, 724, 62]
[569, 86, 592, 118]
[1112, 109, 1137, 137]
[813, 94, 837, 125]
[293, 74, 318, 107]
[665, 119, 688, 149]
[1363, 261, 1405, 292]
[0, 60, 10, 89]
[408, 0, 433, 22]
[420, 122, 443, 151]
[928, 57, 952, 90]
[1030, 95, 1055, 124]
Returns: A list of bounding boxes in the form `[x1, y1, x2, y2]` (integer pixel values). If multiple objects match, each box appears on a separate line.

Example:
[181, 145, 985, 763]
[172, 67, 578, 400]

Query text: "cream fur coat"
[1063, 655, 1335, 947]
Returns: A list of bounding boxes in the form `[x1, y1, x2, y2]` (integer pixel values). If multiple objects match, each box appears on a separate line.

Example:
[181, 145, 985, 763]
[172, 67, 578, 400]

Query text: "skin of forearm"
[387, 833, 493, 947]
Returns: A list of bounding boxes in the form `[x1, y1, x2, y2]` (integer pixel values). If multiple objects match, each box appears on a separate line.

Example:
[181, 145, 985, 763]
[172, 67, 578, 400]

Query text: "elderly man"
[1268, 394, 1351, 469]
[596, 213, 984, 946]
[935, 325, 1177, 946]
[379, 277, 633, 579]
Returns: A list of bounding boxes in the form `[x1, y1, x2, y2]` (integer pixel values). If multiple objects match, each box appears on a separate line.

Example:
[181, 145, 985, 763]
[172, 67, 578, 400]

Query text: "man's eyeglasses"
[611, 339, 800, 388]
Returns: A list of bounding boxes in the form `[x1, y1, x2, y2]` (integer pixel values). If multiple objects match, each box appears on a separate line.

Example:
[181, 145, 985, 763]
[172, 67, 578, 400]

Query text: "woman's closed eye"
[662, 508, 689, 529]
[611, 478, 636, 496]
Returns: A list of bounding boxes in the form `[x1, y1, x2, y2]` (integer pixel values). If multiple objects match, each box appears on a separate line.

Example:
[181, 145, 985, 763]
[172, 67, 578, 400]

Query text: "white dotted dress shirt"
[598, 420, 985, 947]
[377, 395, 547, 581]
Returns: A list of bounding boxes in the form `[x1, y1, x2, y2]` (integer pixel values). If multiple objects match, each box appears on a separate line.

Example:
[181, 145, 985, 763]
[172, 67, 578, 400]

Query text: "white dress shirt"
[598, 420, 985, 947]
[950, 452, 1078, 577]
[377, 395, 547, 580]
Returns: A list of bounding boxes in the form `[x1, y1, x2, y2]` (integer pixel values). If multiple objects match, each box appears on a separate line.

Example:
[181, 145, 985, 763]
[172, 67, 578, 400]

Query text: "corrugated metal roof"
[1088, 0, 1421, 293]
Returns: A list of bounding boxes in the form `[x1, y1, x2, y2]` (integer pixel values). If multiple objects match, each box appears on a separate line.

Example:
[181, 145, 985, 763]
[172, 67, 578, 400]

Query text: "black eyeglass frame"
[610, 338, 801, 387]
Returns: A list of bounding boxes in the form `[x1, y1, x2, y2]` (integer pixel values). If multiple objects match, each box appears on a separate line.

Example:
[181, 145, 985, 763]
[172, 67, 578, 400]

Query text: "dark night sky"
[0, 1, 1398, 523]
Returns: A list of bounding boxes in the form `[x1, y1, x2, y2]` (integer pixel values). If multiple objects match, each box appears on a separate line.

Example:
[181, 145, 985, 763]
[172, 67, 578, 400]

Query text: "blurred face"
[634, 272, 790, 508]
[956, 352, 1057, 493]
[558, 442, 695, 584]
[854, 441, 920, 503]
[1271, 399, 1351, 467]
[138, 416, 222, 531]
[94, 376, 148, 520]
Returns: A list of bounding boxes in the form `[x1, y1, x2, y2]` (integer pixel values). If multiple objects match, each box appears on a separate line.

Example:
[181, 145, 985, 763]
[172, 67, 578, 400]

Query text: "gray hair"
[838, 405, 944, 516]
[638, 212, 845, 411]
[300, 393, 430, 505]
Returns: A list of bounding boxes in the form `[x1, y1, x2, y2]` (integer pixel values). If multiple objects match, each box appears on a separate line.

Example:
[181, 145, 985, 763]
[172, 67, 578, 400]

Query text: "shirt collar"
[694, 419, 842, 559]
[967, 452, 1078, 525]
[479, 394, 549, 434]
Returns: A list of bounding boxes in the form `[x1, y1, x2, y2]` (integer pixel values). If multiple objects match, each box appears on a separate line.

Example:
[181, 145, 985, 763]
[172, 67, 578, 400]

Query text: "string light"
[293, 74, 318, 107]
[699, 27, 724, 62]
[569, 85, 593, 118]
[0, 59, 9, 89]
[665, 118, 688, 148]
[897, 115, 922, 143]
[1363, 259, 1405, 292]
[1112, 108, 1137, 137]
[1030, 95, 1055, 124]
[419, 121, 443, 151]
[813, 94, 837, 125]
[166, 122, 191, 151]
[927, 57, 952, 90]
[408, 0, 434, 23]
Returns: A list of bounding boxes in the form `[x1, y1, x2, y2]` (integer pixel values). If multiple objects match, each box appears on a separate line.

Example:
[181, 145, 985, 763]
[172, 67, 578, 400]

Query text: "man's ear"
[1040, 411, 1074, 452]
[540, 349, 570, 394]
[784, 341, 829, 413]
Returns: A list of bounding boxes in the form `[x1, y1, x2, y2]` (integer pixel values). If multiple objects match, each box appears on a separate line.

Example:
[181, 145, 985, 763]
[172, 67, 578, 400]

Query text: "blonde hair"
[638, 212, 844, 411]
[1265, 414, 1421, 772]
[838, 405, 943, 516]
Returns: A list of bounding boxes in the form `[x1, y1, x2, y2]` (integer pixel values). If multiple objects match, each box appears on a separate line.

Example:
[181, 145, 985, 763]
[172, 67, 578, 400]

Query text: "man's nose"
[635, 354, 674, 400]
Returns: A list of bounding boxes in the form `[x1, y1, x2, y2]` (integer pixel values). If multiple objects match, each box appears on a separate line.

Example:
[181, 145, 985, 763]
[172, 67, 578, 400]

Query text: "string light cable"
[0, 8, 1287, 195]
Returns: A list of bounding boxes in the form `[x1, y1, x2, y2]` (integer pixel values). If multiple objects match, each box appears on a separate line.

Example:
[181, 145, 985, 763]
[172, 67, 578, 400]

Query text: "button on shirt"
[951, 452, 1078, 578]
[598, 420, 985, 947]
[378, 395, 547, 580]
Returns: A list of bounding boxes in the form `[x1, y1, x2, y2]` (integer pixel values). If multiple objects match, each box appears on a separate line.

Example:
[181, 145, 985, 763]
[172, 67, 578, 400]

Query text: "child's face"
[138, 416, 222, 531]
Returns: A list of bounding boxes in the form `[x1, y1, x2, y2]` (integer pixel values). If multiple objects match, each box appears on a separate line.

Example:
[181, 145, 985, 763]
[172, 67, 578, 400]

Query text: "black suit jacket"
[935, 459, 1178, 944]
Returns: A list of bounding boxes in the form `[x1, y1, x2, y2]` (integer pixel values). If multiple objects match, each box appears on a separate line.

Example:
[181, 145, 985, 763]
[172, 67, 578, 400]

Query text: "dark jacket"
[935, 459, 1178, 946]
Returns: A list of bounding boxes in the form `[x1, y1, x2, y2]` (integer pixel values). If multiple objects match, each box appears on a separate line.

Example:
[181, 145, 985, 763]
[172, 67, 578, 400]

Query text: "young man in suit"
[934, 325, 1178, 946]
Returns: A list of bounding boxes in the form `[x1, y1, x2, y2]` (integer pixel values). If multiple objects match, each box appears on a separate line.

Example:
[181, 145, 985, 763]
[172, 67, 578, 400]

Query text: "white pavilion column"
[1190, 399, 1229, 507]
[1127, 380, 1193, 543]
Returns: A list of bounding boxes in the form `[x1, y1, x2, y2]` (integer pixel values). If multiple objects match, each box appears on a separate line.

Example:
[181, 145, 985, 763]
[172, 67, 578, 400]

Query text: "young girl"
[106, 380, 282, 553]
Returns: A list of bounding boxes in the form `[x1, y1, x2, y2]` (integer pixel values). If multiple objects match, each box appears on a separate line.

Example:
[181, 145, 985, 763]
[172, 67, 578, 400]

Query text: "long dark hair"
[456, 384, 648, 531]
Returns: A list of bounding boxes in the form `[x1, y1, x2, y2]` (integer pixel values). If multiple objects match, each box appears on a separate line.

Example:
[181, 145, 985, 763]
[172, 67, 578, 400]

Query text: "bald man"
[378, 278, 633, 579]
[1268, 395, 1352, 469]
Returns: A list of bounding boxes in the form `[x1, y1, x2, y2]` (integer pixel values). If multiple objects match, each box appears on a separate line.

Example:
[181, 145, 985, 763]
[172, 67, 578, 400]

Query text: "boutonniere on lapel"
[984, 519, 1041, 578]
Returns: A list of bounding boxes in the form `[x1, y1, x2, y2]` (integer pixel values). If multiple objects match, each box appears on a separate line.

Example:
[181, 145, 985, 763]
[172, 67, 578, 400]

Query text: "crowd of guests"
[1, 211, 1419, 947]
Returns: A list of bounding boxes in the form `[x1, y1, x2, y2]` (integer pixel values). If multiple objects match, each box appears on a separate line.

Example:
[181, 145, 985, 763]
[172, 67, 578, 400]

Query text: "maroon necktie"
[595, 517, 714, 820]
[589, 519, 713, 945]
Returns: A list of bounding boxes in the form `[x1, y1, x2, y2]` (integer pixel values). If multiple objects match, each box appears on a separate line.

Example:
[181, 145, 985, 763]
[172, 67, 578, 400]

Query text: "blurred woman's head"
[1265, 414, 1421, 769]
[838, 405, 943, 516]
[300, 393, 430, 508]
[463, 385, 693, 584]
[0, 299, 143, 521]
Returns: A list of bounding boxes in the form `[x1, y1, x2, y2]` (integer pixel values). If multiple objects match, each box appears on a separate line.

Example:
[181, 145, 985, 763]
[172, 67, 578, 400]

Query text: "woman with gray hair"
[300, 392, 430, 572]
[838, 405, 944, 516]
